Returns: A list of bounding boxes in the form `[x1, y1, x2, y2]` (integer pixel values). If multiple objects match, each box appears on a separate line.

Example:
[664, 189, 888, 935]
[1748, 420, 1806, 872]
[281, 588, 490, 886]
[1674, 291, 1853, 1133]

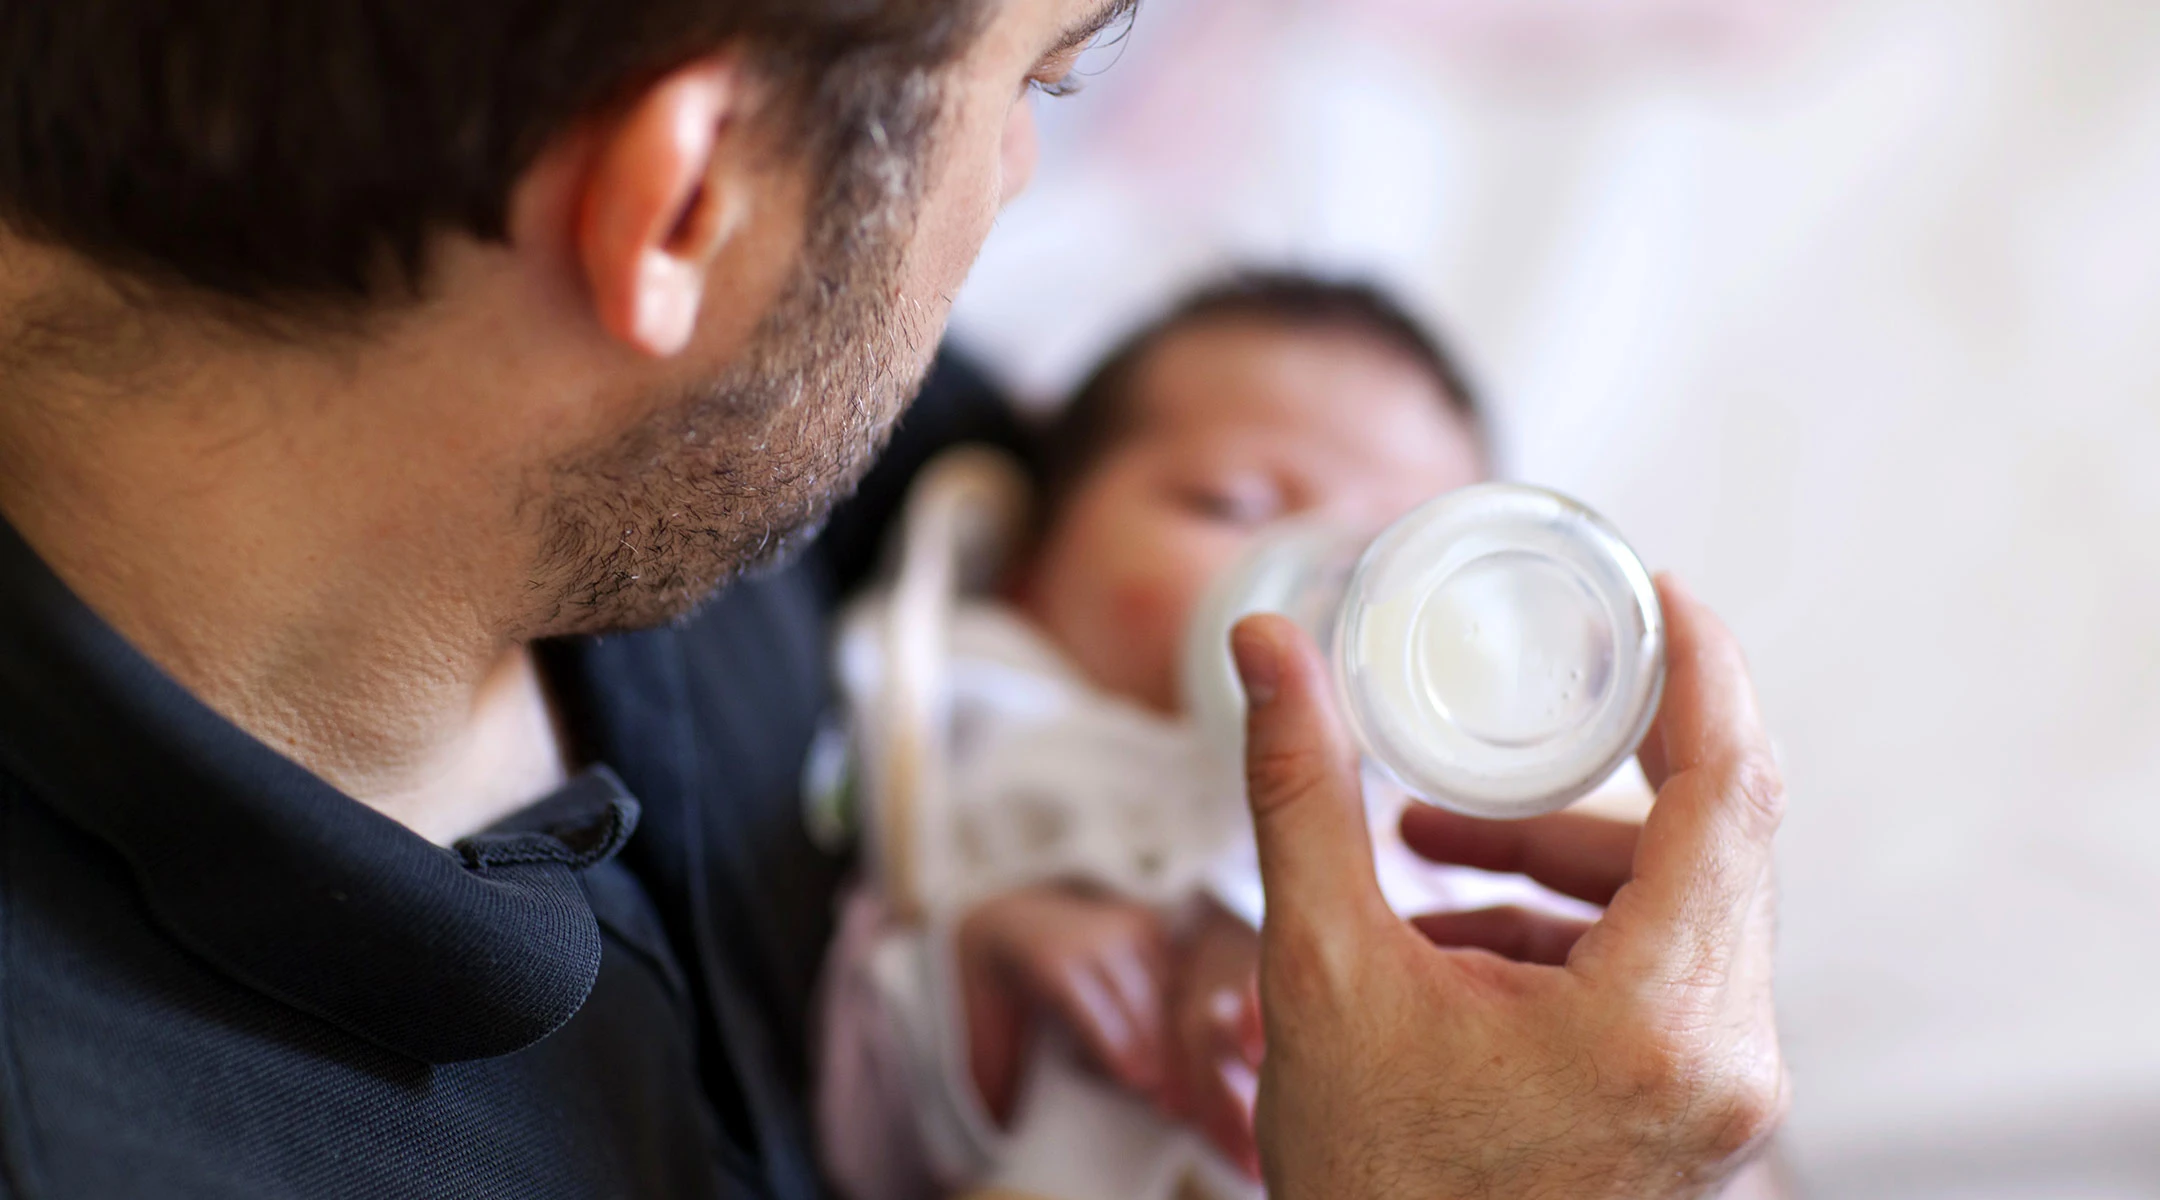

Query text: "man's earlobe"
[576, 55, 751, 358]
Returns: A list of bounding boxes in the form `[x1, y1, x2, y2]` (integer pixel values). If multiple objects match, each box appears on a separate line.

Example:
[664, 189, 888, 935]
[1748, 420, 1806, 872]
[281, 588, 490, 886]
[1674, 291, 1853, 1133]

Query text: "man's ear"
[576, 54, 759, 358]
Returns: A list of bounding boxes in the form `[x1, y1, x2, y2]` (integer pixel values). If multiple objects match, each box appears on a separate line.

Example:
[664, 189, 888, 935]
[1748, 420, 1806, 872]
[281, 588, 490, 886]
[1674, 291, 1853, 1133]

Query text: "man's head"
[0, 0, 1134, 634]
[1019, 273, 1489, 713]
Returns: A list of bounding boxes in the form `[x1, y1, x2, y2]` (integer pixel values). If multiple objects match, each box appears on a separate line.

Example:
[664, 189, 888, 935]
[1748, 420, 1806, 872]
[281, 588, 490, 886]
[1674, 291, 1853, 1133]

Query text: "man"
[0, 1, 1786, 1197]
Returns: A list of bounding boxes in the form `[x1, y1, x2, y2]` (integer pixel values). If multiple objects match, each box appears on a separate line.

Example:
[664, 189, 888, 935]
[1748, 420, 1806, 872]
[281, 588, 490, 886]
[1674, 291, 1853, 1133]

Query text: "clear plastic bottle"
[1181, 483, 1665, 820]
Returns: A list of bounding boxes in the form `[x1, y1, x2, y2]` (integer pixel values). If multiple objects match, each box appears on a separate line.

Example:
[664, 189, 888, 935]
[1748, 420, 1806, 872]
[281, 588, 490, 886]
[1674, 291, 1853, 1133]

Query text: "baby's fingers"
[1195, 1057, 1262, 1180]
[1045, 954, 1166, 1096]
[1221, 979, 1263, 1067]
[1173, 985, 1263, 1179]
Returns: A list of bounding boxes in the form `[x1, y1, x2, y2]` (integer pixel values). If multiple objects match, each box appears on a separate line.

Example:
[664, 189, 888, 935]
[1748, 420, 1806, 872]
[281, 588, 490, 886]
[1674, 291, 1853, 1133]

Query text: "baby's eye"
[1180, 483, 1281, 526]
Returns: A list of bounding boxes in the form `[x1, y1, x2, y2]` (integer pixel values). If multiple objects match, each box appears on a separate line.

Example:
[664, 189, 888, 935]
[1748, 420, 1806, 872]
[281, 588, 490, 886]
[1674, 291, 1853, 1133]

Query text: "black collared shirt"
[0, 356, 1026, 1199]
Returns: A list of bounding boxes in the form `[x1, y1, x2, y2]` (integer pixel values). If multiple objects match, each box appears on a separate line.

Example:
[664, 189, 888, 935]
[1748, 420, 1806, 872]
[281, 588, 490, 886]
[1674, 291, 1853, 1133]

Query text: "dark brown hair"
[1035, 270, 1487, 510]
[0, 0, 982, 315]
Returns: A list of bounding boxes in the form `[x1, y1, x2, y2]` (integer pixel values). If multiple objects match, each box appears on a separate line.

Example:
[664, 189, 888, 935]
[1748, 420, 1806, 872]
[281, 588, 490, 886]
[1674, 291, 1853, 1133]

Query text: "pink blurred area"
[1073, 0, 1818, 181]
[1339, 0, 1810, 60]
[953, 1, 2160, 1196]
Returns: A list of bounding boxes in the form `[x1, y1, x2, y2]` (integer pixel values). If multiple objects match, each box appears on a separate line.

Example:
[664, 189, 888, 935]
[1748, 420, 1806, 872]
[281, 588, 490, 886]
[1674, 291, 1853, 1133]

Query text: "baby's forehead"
[1120, 317, 1464, 439]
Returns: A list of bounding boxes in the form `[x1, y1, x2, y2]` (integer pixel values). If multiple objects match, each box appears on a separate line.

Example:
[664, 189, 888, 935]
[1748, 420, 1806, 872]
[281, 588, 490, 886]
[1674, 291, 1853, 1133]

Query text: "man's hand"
[1231, 575, 1788, 1199]
[956, 883, 1172, 1122]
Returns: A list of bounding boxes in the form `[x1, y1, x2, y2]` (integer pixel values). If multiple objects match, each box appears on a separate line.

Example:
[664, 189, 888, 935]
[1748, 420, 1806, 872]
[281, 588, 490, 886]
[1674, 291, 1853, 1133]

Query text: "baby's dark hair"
[1033, 270, 1485, 514]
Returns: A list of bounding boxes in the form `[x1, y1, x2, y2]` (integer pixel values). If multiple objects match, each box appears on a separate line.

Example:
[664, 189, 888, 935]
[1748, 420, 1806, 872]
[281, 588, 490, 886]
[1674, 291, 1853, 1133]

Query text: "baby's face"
[1019, 319, 1486, 714]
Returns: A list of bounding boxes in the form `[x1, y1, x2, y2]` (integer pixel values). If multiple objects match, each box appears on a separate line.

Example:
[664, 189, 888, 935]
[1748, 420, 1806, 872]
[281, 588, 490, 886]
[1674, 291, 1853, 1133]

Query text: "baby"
[815, 274, 1580, 1200]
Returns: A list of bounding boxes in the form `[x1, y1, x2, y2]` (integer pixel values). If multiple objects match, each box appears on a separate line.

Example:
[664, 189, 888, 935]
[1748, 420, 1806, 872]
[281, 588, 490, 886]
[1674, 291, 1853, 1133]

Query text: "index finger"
[1399, 805, 1640, 906]
[1609, 575, 1784, 971]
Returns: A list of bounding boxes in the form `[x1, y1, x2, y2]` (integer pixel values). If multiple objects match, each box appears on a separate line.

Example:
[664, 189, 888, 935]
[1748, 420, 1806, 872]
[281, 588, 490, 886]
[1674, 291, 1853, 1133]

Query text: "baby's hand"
[955, 884, 1171, 1122]
[1166, 902, 1264, 1180]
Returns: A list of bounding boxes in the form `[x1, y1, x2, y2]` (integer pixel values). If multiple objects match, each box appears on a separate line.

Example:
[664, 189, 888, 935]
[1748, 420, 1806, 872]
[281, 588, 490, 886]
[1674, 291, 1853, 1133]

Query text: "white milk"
[1184, 484, 1662, 820]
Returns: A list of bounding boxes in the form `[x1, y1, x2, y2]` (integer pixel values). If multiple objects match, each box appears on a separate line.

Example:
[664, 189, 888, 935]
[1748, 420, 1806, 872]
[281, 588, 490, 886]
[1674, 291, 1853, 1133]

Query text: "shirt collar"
[0, 516, 639, 1064]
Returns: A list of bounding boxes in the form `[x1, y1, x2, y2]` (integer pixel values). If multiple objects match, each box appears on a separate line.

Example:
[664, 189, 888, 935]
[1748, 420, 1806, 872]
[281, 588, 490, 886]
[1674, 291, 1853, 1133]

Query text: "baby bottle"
[1181, 483, 1665, 820]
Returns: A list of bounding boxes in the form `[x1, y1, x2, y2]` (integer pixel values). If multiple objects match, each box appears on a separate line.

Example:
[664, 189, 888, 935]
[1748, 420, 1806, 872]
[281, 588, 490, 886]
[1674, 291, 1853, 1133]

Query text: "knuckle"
[1716, 1063, 1793, 1154]
[1601, 1019, 1791, 1160]
[1605, 1024, 1697, 1105]
[1724, 751, 1786, 835]
[1690, 1055, 1792, 1162]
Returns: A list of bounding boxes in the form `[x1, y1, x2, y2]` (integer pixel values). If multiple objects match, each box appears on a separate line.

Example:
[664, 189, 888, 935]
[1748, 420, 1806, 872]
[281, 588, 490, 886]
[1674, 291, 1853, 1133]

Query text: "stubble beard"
[529, 83, 950, 637]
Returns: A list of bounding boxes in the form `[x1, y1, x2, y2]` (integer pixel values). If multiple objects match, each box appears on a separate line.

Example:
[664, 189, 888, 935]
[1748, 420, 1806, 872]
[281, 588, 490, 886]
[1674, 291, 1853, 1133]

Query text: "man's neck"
[0, 276, 580, 843]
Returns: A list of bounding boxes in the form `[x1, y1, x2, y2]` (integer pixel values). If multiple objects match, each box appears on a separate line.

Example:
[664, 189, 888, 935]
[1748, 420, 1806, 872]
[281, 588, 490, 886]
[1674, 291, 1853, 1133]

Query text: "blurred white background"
[949, 0, 2160, 1195]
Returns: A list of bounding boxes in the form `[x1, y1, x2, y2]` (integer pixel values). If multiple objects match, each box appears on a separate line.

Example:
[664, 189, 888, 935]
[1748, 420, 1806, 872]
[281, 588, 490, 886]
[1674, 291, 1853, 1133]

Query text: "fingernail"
[1230, 623, 1278, 708]
[1208, 988, 1244, 1029]
[1219, 1059, 1259, 1115]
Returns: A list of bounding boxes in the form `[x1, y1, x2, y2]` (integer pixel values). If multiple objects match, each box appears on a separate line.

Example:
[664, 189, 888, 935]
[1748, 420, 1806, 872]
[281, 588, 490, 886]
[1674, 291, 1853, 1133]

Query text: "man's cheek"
[902, 112, 1008, 303]
[1000, 100, 1040, 205]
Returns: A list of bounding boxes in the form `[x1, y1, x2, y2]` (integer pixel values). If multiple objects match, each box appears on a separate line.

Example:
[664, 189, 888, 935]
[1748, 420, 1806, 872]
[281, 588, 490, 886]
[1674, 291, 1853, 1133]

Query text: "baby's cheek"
[1099, 580, 1184, 683]
[1106, 578, 1183, 647]
[1102, 567, 1224, 711]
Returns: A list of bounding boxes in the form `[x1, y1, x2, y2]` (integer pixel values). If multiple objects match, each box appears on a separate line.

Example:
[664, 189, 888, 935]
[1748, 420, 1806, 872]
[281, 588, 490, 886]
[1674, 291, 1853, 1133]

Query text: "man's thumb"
[1232, 615, 1387, 931]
